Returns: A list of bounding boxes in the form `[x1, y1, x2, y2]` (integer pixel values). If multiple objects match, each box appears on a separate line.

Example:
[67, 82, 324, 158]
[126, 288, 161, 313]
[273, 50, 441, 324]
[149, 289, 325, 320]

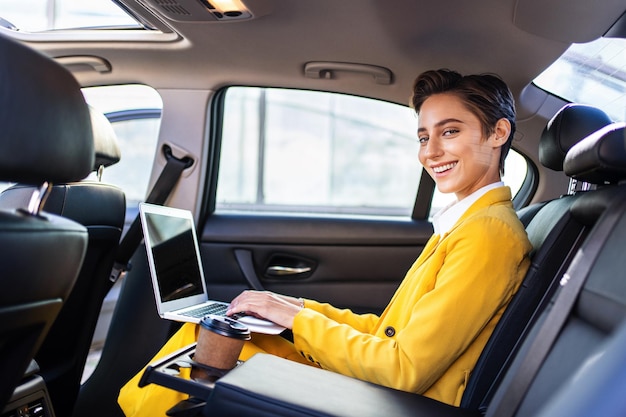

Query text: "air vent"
[155, 0, 192, 16]
[140, 0, 252, 22]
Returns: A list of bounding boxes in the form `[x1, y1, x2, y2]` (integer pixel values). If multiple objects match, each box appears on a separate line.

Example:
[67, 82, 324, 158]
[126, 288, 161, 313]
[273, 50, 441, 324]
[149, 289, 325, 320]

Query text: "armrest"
[204, 354, 480, 417]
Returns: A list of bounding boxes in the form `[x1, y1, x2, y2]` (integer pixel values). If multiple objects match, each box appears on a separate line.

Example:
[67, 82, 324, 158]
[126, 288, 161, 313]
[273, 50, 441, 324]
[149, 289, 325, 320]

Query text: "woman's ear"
[491, 118, 511, 148]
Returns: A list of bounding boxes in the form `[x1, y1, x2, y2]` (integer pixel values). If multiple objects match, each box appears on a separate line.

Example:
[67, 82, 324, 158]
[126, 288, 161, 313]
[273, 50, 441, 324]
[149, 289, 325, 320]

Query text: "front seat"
[0, 32, 94, 411]
[0, 106, 126, 416]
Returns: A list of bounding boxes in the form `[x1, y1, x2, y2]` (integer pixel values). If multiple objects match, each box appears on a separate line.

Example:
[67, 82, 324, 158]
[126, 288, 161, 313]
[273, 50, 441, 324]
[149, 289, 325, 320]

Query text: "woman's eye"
[418, 136, 428, 144]
[443, 128, 459, 136]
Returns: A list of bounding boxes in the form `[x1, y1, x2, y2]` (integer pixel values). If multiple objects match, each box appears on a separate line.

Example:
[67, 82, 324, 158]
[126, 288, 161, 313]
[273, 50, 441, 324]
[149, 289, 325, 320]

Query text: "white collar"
[432, 182, 504, 235]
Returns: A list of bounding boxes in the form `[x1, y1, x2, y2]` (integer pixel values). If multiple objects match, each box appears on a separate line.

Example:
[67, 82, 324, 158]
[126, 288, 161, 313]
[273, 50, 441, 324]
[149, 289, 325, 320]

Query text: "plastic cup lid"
[200, 315, 251, 340]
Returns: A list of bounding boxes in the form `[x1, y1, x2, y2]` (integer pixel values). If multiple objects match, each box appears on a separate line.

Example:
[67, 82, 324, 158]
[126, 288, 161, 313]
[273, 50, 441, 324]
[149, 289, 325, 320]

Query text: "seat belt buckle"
[110, 261, 131, 283]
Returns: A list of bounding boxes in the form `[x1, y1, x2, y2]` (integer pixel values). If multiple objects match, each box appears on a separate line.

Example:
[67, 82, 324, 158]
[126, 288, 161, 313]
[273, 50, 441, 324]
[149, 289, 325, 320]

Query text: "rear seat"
[516, 103, 613, 227]
[195, 122, 626, 417]
[461, 103, 613, 411]
[486, 121, 626, 417]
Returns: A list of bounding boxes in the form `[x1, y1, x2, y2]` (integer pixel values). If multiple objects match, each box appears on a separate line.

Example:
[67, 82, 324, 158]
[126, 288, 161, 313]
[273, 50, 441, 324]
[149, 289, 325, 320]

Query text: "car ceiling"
[14, 0, 623, 111]
[4, 0, 624, 203]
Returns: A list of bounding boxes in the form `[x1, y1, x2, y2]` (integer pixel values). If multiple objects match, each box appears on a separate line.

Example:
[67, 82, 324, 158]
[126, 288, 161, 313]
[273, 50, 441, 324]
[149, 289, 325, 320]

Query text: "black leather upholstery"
[0, 32, 92, 411]
[489, 186, 626, 417]
[90, 107, 121, 169]
[0, 35, 93, 184]
[0, 105, 126, 417]
[564, 123, 626, 185]
[539, 103, 613, 172]
[533, 318, 626, 417]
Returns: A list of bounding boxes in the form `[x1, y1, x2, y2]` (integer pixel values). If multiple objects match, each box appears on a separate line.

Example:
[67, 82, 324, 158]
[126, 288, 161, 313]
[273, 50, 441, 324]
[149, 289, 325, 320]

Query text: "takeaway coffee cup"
[192, 315, 251, 379]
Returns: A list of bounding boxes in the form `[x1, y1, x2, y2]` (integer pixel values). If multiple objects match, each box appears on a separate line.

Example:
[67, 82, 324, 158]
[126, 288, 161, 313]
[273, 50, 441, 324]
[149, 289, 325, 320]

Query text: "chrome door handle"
[266, 265, 312, 276]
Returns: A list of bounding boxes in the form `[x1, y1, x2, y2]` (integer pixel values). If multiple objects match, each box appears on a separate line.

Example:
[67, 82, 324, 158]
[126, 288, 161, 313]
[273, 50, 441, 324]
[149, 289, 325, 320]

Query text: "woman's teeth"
[433, 162, 457, 173]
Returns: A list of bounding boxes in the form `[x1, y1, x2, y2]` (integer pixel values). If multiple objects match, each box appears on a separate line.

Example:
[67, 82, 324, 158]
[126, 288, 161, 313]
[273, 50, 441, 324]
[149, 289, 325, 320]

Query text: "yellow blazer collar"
[415, 186, 513, 267]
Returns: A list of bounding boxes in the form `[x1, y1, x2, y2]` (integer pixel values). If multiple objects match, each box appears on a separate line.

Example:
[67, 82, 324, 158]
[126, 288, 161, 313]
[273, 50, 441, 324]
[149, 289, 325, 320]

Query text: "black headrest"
[539, 104, 613, 171]
[89, 106, 121, 170]
[564, 123, 626, 184]
[0, 33, 94, 185]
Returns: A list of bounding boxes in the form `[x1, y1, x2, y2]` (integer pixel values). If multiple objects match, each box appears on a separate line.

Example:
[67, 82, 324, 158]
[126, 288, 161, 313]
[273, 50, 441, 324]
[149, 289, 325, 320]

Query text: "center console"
[140, 345, 478, 417]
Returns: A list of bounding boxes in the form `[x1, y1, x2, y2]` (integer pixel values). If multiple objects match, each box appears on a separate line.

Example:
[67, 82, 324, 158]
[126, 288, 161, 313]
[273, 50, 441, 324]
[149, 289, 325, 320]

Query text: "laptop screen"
[143, 210, 204, 303]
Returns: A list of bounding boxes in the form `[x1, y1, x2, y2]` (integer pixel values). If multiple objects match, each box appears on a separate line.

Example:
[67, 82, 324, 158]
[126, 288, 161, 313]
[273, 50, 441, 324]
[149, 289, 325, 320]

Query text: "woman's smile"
[432, 162, 458, 174]
[417, 93, 506, 201]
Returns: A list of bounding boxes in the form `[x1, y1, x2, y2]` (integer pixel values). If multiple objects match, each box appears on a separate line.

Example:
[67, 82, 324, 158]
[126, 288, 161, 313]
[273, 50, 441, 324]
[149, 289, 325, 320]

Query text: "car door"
[195, 87, 433, 315]
[197, 87, 510, 315]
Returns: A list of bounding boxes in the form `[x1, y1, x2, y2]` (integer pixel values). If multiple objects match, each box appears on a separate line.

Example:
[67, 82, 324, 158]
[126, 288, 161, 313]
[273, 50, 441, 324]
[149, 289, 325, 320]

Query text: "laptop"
[139, 202, 285, 335]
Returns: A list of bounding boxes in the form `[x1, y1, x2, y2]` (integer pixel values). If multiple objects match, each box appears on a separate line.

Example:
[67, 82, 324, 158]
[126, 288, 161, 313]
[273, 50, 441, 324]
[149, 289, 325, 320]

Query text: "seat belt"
[109, 145, 193, 283]
[486, 196, 626, 417]
[412, 170, 435, 219]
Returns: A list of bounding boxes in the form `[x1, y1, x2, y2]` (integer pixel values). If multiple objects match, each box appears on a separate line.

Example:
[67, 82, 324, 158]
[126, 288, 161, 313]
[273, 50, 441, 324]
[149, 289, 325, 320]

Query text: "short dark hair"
[411, 69, 516, 175]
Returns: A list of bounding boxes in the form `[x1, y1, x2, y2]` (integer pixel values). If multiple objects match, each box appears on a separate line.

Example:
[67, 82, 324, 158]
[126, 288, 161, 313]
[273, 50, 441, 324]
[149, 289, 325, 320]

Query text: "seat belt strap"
[487, 197, 626, 417]
[412, 170, 435, 219]
[109, 145, 193, 282]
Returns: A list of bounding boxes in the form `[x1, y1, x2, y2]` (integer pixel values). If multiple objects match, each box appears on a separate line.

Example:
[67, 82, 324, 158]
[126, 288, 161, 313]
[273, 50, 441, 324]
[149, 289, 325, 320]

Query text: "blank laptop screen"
[143, 211, 204, 303]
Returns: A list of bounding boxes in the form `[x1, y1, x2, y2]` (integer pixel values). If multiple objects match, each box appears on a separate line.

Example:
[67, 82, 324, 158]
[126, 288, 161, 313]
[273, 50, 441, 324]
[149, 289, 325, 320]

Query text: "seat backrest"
[0, 32, 94, 410]
[461, 103, 613, 410]
[0, 106, 126, 416]
[487, 122, 626, 417]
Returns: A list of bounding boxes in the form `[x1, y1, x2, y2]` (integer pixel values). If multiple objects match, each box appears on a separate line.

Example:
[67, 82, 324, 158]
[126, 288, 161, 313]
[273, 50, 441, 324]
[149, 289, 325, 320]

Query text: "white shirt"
[432, 182, 505, 236]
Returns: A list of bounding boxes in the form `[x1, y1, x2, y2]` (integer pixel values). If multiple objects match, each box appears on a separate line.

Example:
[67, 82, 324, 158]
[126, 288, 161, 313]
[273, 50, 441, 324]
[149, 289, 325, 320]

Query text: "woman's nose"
[422, 137, 442, 159]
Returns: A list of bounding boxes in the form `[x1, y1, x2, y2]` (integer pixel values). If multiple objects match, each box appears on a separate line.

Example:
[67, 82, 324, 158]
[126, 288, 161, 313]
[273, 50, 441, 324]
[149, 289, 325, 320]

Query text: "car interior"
[0, 0, 625, 416]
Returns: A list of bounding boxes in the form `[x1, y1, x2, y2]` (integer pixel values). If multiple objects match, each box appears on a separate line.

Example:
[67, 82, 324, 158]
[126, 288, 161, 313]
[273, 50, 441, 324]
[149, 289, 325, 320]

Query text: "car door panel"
[199, 214, 433, 315]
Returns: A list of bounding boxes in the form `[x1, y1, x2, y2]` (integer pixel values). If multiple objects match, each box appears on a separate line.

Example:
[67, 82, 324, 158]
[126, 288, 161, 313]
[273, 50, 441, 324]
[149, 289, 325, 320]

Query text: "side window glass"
[81, 85, 163, 209]
[216, 87, 530, 219]
[216, 87, 422, 217]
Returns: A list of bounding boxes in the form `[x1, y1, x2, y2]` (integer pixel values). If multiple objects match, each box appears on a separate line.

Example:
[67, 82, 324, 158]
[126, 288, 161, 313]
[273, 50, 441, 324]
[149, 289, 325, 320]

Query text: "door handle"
[265, 265, 312, 277]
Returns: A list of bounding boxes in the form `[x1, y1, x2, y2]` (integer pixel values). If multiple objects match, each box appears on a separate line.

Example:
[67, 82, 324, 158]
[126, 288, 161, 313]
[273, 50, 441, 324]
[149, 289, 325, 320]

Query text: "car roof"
[6, 0, 623, 114]
[2, 0, 624, 206]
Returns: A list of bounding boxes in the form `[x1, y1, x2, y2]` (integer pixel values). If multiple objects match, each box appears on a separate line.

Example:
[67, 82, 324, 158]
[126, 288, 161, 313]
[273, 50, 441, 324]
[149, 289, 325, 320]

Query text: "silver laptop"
[139, 202, 285, 335]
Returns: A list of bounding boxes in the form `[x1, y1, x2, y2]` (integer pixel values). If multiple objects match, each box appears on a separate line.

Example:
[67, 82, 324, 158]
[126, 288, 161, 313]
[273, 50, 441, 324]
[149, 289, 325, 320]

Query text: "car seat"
[0, 106, 126, 416]
[0, 32, 94, 412]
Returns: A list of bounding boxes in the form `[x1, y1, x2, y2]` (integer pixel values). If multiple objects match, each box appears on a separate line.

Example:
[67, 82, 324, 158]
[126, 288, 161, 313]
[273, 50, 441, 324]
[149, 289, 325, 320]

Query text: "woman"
[119, 69, 531, 415]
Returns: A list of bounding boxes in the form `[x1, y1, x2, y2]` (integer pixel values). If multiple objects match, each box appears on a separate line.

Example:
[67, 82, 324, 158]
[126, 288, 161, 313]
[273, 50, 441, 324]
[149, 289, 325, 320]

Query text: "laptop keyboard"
[180, 303, 228, 318]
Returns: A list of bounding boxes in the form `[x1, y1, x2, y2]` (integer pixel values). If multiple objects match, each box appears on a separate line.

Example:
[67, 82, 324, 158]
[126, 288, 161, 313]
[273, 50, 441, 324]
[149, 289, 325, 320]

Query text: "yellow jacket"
[292, 186, 531, 406]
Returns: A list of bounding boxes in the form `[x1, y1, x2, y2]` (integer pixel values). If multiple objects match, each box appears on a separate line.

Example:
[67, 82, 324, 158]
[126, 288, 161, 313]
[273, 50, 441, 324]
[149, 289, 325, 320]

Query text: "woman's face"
[417, 93, 508, 201]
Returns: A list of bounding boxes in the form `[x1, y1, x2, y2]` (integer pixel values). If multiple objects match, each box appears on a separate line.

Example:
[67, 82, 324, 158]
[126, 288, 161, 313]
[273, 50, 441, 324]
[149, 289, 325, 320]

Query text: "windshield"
[534, 37, 626, 122]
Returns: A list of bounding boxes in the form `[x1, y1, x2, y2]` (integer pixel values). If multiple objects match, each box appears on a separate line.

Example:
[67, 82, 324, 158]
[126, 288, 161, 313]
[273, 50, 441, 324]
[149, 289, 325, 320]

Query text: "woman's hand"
[226, 290, 304, 329]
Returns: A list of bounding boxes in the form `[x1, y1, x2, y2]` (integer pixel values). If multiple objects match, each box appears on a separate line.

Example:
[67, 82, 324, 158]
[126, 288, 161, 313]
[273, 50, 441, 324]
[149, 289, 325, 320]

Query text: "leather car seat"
[0, 106, 126, 416]
[0, 32, 94, 411]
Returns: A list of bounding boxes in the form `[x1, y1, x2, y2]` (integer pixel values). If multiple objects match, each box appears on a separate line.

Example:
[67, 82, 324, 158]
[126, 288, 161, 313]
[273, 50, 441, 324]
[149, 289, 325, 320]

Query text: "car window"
[1, 0, 141, 32]
[534, 37, 626, 122]
[0, 86, 163, 209]
[215, 87, 529, 218]
[82, 85, 163, 209]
